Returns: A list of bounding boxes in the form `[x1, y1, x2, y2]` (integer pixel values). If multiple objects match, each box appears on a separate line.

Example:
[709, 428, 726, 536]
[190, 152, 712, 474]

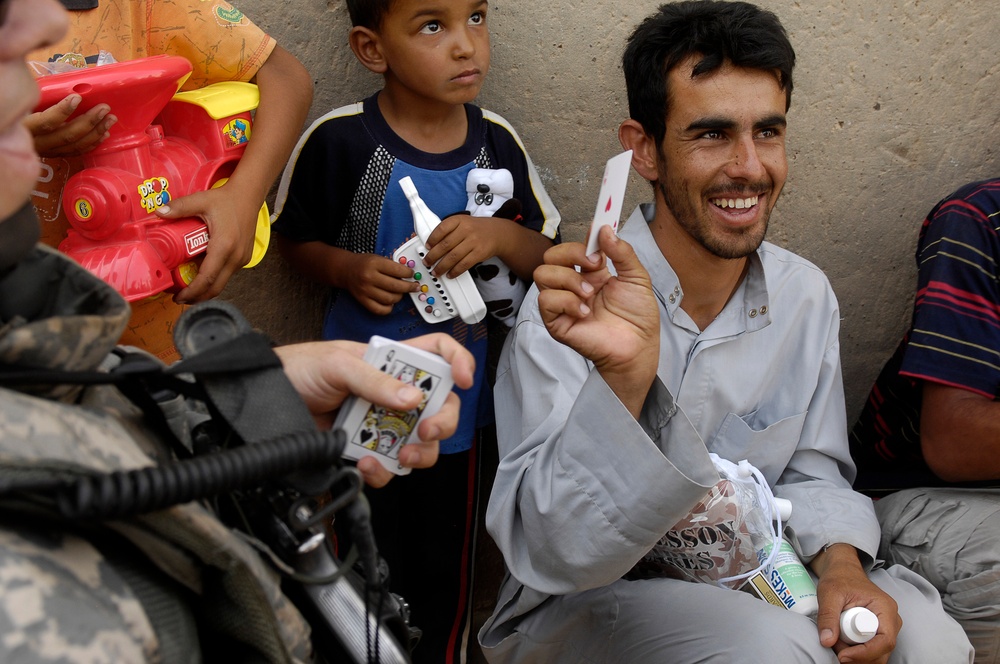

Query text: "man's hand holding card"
[584, 150, 633, 256]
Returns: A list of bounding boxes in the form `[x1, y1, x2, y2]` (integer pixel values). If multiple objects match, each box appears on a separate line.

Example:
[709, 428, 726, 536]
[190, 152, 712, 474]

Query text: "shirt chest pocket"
[709, 410, 808, 486]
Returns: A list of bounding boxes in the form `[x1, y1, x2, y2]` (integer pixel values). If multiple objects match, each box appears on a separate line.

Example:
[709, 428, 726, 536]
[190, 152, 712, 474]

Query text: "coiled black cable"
[56, 429, 346, 520]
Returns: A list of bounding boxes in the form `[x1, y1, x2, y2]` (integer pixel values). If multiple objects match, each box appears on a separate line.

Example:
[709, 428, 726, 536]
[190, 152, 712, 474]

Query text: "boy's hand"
[423, 213, 514, 278]
[155, 185, 260, 303]
[344, 253, 420, 315]
[25, 94, 117, 157]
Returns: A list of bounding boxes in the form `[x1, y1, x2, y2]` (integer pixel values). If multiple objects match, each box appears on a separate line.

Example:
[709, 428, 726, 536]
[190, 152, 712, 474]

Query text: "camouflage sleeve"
[0, 528, 158, 662]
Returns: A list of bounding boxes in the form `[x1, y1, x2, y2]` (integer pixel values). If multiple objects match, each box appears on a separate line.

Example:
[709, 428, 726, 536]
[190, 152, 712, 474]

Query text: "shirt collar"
[619, 203, 771, 334]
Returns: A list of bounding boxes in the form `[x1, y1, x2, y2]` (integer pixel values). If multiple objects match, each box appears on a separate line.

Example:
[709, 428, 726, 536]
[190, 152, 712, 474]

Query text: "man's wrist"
[810, 542, 861, 577]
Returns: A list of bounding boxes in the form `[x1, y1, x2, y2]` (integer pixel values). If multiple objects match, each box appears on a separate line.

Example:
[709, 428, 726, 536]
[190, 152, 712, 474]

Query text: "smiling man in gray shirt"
[478, 2, 972, 663]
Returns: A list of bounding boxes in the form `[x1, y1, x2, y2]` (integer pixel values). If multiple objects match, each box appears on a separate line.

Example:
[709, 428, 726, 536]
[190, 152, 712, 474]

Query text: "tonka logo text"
[185, 228, 210, 255]
[138, 177, 172, 213]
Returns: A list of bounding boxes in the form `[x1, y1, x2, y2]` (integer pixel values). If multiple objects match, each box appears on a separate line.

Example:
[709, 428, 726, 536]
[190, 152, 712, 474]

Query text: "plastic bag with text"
[626, 454, 782, 588]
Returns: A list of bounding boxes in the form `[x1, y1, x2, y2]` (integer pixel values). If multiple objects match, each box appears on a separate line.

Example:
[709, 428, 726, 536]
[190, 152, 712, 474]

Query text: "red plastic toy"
[34, 55, 267, 301]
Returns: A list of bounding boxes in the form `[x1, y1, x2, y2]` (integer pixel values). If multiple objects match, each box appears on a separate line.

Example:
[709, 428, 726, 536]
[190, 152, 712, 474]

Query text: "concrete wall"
[223, 0, 1000, 422]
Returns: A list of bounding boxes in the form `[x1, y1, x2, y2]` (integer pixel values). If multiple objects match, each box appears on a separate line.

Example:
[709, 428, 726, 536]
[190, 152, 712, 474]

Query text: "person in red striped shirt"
[851, 177, 1000, 663]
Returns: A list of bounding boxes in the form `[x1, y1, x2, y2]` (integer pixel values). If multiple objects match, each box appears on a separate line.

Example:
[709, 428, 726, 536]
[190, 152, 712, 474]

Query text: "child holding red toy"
[25, 0, 312, 362]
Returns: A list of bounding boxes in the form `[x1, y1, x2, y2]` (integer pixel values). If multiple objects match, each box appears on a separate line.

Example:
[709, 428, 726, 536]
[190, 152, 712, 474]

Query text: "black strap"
[0, 330, 285, 460]
[0, 301, 348, 514]
[171, 303, 332, 495]
[0, 331, 282, 394]
[59, 0, 100, 9]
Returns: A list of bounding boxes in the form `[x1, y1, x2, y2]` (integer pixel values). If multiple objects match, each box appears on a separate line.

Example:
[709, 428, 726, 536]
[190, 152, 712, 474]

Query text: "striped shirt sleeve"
[900, 180, 1000, 398]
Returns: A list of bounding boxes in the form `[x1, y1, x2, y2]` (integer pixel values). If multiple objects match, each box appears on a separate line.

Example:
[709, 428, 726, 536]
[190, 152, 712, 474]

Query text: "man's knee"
[608, 580, 837, 662]
[876, 566, 975, 663]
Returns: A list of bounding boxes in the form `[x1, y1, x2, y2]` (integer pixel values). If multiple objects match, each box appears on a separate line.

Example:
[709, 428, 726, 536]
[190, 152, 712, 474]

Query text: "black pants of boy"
[364, 433, 483, 664]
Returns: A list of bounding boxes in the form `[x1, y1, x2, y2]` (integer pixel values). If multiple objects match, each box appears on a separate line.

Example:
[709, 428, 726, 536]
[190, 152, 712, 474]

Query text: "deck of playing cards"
[333, 336, 454, 475]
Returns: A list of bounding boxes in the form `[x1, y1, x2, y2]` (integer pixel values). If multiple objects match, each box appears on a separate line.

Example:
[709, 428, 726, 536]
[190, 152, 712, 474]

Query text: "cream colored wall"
[223, 0, 1000, 421]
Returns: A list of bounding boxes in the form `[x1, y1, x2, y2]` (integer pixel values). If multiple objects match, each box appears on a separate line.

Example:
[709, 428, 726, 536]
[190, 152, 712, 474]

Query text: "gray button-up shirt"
[482, 203, 879, 642]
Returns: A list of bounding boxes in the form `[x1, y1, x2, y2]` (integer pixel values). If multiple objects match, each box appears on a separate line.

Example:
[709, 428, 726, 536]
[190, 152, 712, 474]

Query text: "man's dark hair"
[345, 0, 394, 29]
[622, 1, 795, 146]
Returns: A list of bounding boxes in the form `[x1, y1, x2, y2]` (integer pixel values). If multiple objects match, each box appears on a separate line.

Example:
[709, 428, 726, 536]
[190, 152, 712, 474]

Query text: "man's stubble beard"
[656, 178, 771, 260]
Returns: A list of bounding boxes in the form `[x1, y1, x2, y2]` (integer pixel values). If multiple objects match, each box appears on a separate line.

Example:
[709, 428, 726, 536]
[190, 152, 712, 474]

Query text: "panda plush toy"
[460, 168, 528, 328]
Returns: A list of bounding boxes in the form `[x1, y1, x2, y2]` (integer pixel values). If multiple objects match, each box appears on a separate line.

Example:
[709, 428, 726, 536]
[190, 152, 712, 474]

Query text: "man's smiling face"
[655, 57, 788, 260]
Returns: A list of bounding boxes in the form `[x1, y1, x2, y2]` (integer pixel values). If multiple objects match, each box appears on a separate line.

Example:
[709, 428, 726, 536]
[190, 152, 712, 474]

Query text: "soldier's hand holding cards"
[274, 334, 474, 488]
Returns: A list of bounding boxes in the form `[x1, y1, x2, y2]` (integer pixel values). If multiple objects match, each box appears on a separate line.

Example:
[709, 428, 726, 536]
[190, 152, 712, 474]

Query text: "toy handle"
[398, 176, 440, 242]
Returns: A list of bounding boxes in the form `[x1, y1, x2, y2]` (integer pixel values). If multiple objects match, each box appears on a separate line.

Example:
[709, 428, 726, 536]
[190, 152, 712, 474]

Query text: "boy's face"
[377, 0, 490, 107]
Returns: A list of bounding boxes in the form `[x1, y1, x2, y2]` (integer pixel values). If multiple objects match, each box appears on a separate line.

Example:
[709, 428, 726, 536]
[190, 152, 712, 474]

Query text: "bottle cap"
[773, 497, 793, 522]
[399, 176, 418, 200]
[840, 607, 878, 645]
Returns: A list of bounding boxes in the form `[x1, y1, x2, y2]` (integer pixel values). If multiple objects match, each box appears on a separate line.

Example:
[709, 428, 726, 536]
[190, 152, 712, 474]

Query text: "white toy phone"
[392, 177, 487, 325]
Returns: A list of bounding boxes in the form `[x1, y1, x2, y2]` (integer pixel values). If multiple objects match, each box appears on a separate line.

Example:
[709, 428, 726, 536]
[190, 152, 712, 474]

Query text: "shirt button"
[759, 305, 768, 315]
[749, 308, 758, 318]
[668, 294, 676, 303]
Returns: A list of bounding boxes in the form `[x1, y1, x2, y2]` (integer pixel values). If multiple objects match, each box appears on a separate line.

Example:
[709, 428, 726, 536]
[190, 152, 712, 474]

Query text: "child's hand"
[423, 214, 514, 278]
[25, 94, 117, 157]
[345, 253, 419, 315]
[157, 185, 260, 303]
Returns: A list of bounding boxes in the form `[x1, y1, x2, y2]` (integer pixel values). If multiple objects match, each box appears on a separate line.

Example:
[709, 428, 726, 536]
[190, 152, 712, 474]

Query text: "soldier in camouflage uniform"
[0, 2, 473, 659]
[0, 238, 317, 662]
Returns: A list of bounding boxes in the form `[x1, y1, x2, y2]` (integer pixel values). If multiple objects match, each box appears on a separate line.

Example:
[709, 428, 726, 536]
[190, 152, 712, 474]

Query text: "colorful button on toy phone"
[395, 239, 458, 322]
[393, 177, 487, 325]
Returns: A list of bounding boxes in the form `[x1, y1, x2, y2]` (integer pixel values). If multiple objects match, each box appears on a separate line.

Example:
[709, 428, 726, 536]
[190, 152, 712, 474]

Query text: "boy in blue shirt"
[271, 1, 560, 660]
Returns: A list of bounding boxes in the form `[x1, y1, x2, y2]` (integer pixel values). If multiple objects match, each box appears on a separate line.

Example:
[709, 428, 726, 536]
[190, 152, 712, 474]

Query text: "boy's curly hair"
[345, 0, 395, 29]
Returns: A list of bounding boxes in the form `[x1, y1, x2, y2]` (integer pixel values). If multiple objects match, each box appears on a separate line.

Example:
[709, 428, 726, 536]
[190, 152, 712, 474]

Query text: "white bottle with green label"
[740, 497, 881, 644]
[740, 497, 818, 617]
[751, 537, 820, 618]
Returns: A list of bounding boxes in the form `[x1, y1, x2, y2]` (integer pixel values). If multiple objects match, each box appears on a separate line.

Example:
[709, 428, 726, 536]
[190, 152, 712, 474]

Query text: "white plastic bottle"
[742, 497, 820, 618]
[840, 606, 879, 644]
[743, 498, 881, 645]
[752, 537, 820, 618]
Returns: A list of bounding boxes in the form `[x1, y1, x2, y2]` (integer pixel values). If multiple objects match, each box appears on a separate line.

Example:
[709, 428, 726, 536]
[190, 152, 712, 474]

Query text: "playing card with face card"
[333, 336, 454, 475]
